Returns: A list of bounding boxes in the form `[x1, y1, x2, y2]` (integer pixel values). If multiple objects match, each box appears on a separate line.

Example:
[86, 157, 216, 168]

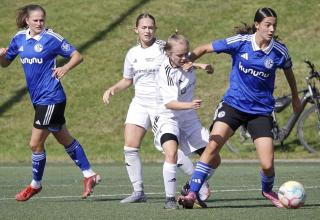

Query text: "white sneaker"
[120, 191, 147, 203]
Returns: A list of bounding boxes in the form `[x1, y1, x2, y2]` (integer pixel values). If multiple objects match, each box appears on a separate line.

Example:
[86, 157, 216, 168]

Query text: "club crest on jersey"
[61, 42, 71, 52]
[34, 43, 43, 52]
[264, 58, 274, 69]
[218, 111, 225, 118]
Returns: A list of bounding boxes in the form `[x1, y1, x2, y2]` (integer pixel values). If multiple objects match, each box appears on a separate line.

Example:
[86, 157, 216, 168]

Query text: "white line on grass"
[1, 185, 319, 201]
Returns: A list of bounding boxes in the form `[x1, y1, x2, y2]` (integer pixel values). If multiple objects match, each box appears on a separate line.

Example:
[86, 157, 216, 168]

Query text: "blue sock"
[190, 162, 213, 193]
[65, 139, 91, 171]
[32, 151, 46, 181]
[260, 171, 275, 192]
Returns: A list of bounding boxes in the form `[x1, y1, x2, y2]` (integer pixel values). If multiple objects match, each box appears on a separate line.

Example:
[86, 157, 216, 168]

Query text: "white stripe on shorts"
[43, 105, 55, 125]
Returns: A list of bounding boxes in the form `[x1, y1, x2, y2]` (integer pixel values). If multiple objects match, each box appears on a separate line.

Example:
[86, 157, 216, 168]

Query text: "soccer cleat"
[180, 181, 190, 196]
[164, 197, 179, 210]
[181, 181, 211, 201]
[120, 191, 147, 203]
[194, 193, 208, 208]
[262, 191, 284, 208]
[178, 191, 196, 209]
[82, 174, 101, 199]
[16, 185, 42, 201]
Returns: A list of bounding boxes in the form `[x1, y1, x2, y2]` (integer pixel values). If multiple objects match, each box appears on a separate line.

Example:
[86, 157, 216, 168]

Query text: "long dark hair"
[16, 4, 46, 29]
[235, 7, 277, 36]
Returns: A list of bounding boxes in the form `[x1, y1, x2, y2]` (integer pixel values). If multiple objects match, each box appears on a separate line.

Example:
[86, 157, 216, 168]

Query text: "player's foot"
[181, 181, 211, 201]
[262, 191, 284, 208]
[120, 191, 147, 203]
[199, 181, 211, 201]
[16, 185, 42, 201]
[194, 193, 208, 208]
[178, 191, 196, 209]
[82, 174, 101, 199]
[164, 197, 179, 210]
[181, 181, 190, 196]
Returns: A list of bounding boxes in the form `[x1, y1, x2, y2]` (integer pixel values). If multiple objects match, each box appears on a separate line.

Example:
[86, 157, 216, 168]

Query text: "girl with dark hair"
[178, 7, 301, 209]
[0, 4, 100, 201]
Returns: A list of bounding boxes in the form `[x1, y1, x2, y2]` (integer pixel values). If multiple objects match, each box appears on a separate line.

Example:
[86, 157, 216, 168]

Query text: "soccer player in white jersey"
[152, 33, 221, 209]
[102, 13, 211, 204]
[0, 4, 100, 201]
[178, 7, 301, 209]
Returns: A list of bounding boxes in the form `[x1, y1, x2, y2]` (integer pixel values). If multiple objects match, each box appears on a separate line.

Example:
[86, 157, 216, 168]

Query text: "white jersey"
[123, 39, 165, 107]
[156, 56, 196, 119]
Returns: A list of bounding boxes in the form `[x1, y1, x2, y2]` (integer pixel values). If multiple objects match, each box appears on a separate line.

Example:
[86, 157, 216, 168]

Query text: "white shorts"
[125, 99, 157, 130]
[153, 110, 208, 155]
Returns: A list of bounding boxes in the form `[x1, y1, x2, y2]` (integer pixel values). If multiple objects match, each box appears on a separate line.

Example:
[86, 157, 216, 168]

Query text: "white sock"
[82, 169, 96, 178]
[30, 179, 42, 189]
[124, 146, 144, 192]
[163, 161, 177, 198]
[177, 149, 194, 176]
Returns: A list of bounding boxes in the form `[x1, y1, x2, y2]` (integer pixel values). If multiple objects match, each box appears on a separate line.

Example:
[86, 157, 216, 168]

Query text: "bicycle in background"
[226, 60, 320, 154]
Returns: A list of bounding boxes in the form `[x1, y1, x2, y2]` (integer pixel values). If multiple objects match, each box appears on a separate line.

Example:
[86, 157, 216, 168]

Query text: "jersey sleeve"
[212, 35, 244, 55]
[158, 67, 179, 105]
[5, 37, 19, 61]
[279, 46, 292, 70]
[48, 31, 76, 58]
[123, 50, 134, 79]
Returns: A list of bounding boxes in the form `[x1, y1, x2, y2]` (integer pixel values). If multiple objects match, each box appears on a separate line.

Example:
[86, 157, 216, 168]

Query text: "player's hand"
[103, 88, 115, 105]
[52, 66, 69, 79]
[182, 61, 193, 71]
[192, 99, 202, 109]
[0, 48, 8, 56]
[203, 64, 214, 74]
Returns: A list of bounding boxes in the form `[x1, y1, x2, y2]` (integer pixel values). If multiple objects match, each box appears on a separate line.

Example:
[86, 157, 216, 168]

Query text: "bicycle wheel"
[225, 126, 255, 154]
[297, 105, 320, 153]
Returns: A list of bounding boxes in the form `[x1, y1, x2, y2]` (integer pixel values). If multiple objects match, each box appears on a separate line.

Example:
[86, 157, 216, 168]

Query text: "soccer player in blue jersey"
[178, 7, 301, 208]
[0, 4, 101, 201]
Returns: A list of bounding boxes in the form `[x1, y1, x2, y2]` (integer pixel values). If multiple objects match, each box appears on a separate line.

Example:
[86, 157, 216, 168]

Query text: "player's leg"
[16, 113, 50, 201]
[162, 133, 179, 209]
[120, 123, 147, 203]
[52, 124, 101, 199]
[120, 101, 150, 203]
[178, 102, 236, 208]
[249, 115, 283, 208]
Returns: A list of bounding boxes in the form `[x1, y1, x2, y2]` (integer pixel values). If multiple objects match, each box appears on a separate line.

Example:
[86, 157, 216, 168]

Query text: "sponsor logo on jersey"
[264, 58, 274, 69]
[18, 46, 24, 52]
[20, 57, 43, 64]
[238, 62, 269, 78]
[241, 53, 248, 60]
[34, 43, 43, 52]
[61, 42, 71, 52]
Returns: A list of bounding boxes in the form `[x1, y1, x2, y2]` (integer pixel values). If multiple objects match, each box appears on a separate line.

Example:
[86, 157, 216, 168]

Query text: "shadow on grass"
[0, 0, 150, 116]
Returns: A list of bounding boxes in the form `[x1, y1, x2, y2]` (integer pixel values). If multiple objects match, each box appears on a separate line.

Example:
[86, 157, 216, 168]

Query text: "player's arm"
[0, 48, 12, 67]
[283, 67, 301, 114]
[192, 63, 214, 74]
[165, 99, 202, 110]
[188, 43, 215, 62]
[103, 78, 133, 104]
[53, 50, 83, 79]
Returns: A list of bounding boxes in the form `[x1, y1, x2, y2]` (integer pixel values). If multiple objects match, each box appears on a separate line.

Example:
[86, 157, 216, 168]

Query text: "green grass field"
[0, 162, 319, 220]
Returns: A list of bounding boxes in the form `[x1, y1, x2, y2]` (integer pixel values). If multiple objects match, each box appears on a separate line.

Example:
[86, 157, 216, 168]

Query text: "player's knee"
[29, 141, 43, 152]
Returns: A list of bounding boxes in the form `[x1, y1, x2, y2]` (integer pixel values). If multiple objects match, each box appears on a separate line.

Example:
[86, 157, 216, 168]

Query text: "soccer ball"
[278, 181, 306, 209]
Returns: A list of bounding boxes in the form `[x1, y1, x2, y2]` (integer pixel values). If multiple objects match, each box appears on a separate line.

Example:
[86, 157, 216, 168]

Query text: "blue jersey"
[212, 34, 292, 115]
[6, 29, 76, 105]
